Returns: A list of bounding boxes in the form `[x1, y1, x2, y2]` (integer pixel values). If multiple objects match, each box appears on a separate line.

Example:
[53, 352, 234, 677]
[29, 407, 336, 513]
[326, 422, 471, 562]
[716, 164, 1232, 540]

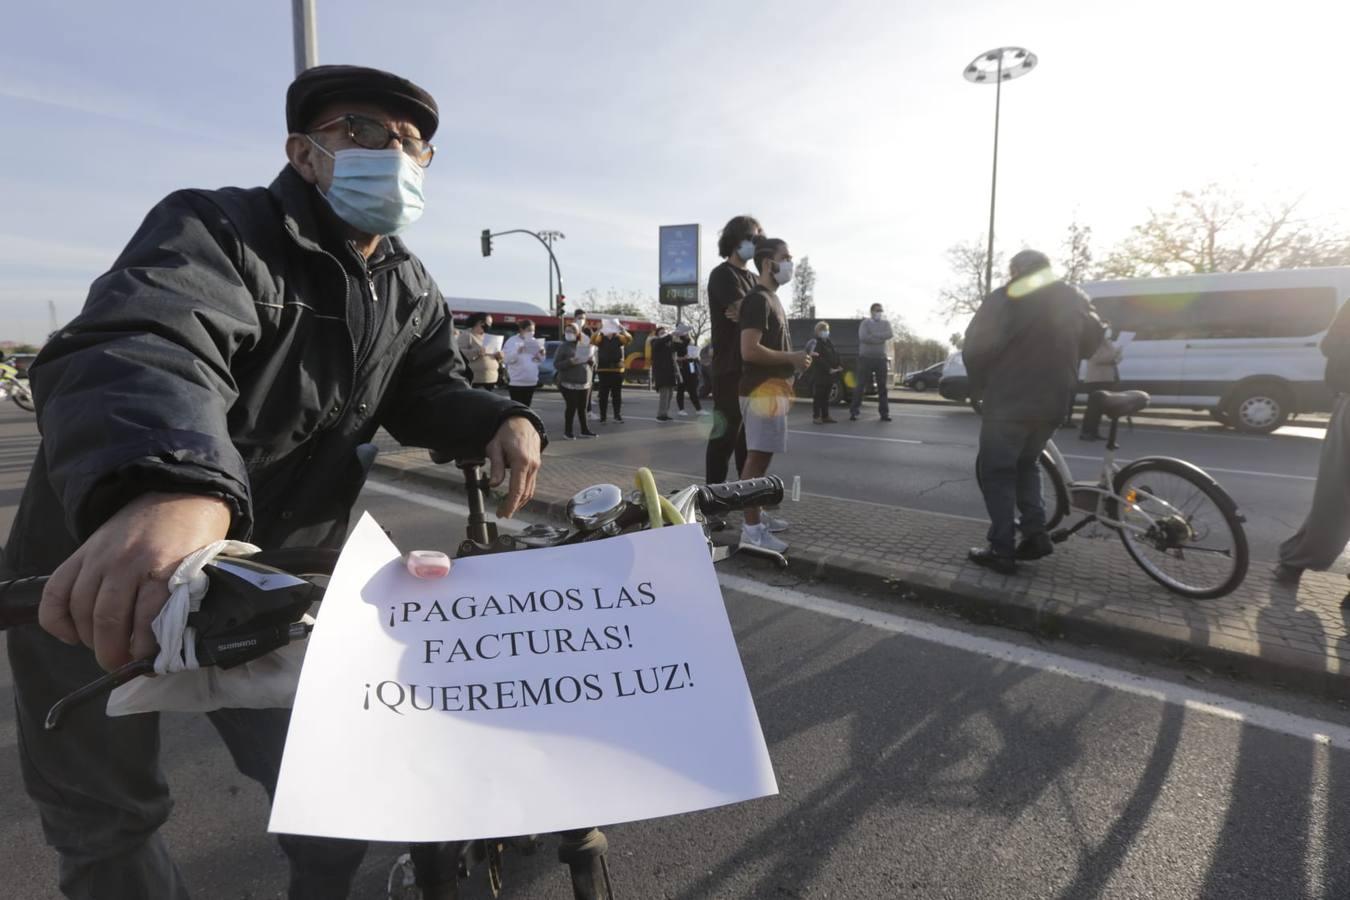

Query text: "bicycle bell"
[567, 483, 627, 534]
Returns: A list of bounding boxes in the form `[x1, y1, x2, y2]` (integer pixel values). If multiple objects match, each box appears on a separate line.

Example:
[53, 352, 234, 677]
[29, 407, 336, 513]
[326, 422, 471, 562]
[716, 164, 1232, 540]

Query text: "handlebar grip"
[0, 575, 48, 629]
[695, 476, 785, 516]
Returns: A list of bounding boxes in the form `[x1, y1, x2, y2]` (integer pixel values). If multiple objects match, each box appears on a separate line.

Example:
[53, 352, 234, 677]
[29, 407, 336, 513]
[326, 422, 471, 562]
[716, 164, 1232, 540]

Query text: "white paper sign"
[481, 333, 504, 355]
[269, 515, 778, 842]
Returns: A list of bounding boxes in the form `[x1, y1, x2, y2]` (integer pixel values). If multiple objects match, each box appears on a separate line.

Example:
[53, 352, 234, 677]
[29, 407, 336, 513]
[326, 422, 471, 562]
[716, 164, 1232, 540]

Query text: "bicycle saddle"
[1095, 390, 1151, 419]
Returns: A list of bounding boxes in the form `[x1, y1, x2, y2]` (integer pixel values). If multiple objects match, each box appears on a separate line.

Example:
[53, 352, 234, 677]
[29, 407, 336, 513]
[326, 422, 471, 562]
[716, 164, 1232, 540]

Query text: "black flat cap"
[287, 64, 439, 140]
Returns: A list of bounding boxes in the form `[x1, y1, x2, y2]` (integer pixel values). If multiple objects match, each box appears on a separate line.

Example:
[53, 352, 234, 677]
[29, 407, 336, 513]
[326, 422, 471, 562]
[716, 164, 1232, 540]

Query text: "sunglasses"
[309, 113, 435, 168]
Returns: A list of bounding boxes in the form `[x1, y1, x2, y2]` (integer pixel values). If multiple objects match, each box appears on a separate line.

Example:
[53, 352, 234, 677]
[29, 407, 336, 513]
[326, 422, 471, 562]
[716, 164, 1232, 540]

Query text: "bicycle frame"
[1044, 435, 1200, 545]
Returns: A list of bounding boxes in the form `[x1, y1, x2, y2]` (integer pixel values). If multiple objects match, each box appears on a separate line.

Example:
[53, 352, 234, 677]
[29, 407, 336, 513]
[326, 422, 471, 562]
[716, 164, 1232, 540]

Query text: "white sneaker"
[677, 409, 690, 417]
[762, 513, 790, 533]
[697, 409, 710, 416]
[741, 522, 789, 553]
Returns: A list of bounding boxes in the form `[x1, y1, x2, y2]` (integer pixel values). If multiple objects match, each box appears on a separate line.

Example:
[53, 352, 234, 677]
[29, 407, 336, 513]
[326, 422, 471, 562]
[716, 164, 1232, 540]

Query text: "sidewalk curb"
[879, 393, 1330, 429]
[371, 456, 1349, 701]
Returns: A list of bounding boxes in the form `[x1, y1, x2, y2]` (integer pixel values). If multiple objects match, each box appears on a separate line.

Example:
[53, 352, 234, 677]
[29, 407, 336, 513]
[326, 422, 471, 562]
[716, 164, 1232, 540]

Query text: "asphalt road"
[528, 388, 1325, 566]
[5, 406, 1350, 899]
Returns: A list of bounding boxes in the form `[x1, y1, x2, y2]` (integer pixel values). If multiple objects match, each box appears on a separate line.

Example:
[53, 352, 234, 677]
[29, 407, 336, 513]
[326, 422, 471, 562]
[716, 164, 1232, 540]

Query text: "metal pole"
[984, 55, 1003, 297]
[546, 233, 555, 316]
[292, 0, 318, 76]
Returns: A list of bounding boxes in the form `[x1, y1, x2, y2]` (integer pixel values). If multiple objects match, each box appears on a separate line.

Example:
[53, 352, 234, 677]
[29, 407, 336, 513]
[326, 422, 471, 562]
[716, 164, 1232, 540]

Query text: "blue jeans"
[849, 356, 889, 417]
[8, 624, 368, 899]
[977, 418, 1059, 557]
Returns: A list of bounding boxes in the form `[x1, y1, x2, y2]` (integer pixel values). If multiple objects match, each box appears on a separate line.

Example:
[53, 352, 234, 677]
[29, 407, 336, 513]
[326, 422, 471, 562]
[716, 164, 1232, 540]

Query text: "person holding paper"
[554, 322, 598, 438]
[739, 236, 812, 552]
[593, 318, 631, 423]
[458, 312, 504, 390]
[674, 325, 705, 416]
[504, 319, 546, 407]
[3, 65, 545, 900]
[649, 324, 681, 421]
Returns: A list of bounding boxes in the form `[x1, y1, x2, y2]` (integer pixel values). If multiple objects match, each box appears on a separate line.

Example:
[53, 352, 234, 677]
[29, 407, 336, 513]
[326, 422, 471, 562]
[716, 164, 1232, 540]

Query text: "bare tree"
[1096, 184, 1350, 278]
[790, 256, 816, 319]
[1061, 221, 1094, 284]
[935, 238, 1002, 321]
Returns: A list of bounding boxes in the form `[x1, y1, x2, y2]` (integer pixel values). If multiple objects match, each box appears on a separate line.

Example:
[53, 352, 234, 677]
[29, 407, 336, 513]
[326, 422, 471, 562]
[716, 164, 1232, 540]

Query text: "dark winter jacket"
[4, 166, 540, 576]
[1323, 300, 1350, 394]
[593, 332, 630, 373]
[648, 335, 680, 388]
[963, 275, 1104, 422]
[804, 336, 840, 386]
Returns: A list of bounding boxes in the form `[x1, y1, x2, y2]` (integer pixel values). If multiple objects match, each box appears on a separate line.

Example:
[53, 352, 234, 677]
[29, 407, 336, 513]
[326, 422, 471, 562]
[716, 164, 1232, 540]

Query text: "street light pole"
[291, 0, 318, 76]
[480, 228, 566, 326]
[539, 230, 566, 317]
[964, 46, 1037, 296]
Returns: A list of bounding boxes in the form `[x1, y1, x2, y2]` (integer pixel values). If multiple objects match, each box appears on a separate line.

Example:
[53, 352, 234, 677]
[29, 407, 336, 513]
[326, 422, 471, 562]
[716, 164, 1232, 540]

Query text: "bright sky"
[4, 0, 1348, 344]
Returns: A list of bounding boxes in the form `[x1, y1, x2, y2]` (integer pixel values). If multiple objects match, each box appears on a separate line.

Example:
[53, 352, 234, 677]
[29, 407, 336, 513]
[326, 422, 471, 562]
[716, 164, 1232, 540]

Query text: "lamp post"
[479, 228, 566, 324]
[539, 230, 566, 317]
[291, 0, 318, 75]
[963, 46, 1038, 296]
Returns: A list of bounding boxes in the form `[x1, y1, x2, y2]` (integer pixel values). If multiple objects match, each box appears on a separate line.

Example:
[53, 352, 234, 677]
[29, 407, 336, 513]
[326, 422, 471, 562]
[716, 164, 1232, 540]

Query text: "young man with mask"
[739, 237, 811, 552]
[704, 215, 760, 484]
[4, 65, 545, 900]
[850, 302, 894, 422]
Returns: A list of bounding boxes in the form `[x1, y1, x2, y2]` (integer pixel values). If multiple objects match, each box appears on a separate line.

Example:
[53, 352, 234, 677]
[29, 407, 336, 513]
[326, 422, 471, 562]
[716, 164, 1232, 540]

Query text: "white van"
[1081, 267, 1350, 433]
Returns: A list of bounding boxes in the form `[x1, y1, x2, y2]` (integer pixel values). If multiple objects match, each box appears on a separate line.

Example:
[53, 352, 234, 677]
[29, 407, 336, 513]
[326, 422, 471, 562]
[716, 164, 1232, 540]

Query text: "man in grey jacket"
[850, 302, 894, 421]
[5, 65, 544, 899]
[963, 250, 1103, 574]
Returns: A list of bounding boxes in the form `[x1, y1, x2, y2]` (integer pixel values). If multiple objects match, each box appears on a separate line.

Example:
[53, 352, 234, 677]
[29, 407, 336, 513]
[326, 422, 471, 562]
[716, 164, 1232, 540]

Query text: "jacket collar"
[268, 165, 409, 264]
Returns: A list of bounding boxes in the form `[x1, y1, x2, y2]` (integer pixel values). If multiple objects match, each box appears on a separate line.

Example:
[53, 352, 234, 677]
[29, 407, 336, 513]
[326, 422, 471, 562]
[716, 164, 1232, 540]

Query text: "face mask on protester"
[773, 259, 794, 286]
[308, 140, 426, 235]
[565, 329, 578, 341]
[819, 329, 830, 340]
[871, 310, 883, 321]
[736, 239, 755, 261]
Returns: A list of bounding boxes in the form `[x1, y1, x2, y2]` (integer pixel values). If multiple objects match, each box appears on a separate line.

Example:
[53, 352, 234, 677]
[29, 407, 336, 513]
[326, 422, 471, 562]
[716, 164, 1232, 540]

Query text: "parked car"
[536, 340, 561, 388]
[1081, 266, 1350, 433]
[938, 351, 980, 412]
[902, 361, 944, 392]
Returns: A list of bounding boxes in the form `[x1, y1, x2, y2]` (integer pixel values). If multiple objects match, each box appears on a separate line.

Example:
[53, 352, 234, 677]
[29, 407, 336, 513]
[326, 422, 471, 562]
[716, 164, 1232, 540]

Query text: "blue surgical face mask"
[819, 330, 830, 340]
[736, 239, 755, 261]
[309, 140, 426, 236]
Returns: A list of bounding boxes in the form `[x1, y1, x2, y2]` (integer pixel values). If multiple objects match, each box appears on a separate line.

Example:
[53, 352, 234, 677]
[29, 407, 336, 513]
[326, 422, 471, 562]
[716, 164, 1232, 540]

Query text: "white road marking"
[718, 572, 1350, 750]
[363, 477, 1350, 751]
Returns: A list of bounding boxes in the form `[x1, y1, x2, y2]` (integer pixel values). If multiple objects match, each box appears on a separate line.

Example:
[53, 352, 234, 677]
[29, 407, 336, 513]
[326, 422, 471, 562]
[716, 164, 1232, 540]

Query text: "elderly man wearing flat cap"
[4, 65, 544, 899]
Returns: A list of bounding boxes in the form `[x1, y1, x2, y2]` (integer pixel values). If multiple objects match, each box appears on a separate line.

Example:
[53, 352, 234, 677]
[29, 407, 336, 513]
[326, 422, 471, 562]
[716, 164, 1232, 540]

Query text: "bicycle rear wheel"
[1107, 458, 1248, 599]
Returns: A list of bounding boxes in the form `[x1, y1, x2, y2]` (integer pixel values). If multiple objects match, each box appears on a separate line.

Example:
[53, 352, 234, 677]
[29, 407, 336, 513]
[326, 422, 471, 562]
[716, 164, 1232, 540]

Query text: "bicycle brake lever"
[43, 620, 314, 730]
[45, 656, 156, 731]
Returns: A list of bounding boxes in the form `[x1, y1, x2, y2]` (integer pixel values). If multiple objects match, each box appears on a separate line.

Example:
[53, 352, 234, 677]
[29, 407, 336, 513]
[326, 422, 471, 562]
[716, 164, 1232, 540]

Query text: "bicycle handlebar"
[694, 476, 785, 516]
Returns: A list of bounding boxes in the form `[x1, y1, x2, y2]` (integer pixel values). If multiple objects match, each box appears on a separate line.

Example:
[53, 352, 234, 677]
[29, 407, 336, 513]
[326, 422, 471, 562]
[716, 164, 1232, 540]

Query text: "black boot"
[968, 547, 1018, 575]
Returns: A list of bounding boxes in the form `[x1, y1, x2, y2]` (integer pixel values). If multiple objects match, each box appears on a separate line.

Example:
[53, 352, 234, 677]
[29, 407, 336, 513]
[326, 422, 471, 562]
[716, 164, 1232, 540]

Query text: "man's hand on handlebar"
[485, 416, 542, 518]
[40, 492, 232, 671]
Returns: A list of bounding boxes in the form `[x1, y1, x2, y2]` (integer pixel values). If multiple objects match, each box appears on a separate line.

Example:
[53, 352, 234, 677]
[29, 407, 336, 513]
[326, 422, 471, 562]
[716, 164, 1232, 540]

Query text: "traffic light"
[480, 229, 492, 257]
[556, 294, 566, 319]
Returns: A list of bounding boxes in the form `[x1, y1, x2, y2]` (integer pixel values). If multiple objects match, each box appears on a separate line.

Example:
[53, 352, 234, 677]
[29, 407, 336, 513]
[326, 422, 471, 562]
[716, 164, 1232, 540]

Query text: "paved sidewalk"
[370, 437, 1350, 698]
